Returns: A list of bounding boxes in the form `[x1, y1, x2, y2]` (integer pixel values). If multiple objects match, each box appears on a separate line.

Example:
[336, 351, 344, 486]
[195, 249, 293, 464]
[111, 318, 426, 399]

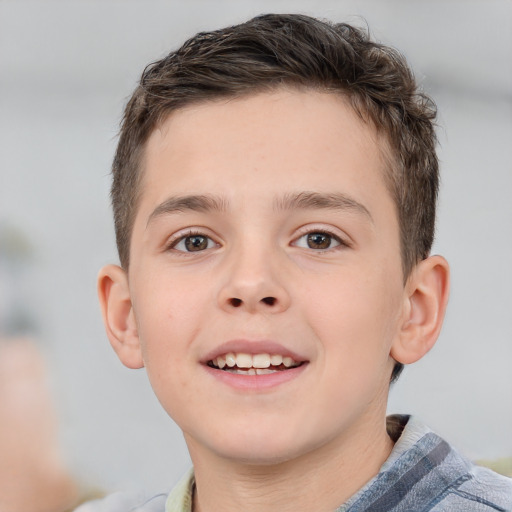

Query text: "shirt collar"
[165, 467, 195, 512]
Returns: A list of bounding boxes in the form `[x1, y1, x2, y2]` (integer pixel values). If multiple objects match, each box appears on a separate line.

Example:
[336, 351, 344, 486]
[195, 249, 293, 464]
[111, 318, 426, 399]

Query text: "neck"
[187, 411, 394, 512]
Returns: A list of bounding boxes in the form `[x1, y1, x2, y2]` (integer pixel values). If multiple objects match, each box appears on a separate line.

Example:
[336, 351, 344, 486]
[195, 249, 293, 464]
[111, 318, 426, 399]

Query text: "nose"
[217, 245, 291, 314]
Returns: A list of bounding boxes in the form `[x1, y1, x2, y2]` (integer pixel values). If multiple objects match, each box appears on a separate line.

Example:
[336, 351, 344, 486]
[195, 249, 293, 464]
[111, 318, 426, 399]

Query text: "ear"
[391, 255, 450, 365]
[97, 264, 144, 369]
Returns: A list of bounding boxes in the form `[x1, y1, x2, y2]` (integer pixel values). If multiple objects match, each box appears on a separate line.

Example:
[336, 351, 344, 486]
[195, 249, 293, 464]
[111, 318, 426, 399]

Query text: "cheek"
[132, 276, 206, 382]
[301, 267, 402, 363]
[135, 298, 202, 423]
[136, 270, 205, 333]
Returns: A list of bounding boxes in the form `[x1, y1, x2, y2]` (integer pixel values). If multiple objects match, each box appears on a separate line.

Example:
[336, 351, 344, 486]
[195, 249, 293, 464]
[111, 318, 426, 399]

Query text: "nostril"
[262, 296, 276, 306]
[229, 298, 242, 307]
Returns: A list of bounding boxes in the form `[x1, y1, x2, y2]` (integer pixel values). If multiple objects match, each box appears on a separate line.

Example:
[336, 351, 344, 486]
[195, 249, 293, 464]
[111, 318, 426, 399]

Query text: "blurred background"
[1, 0, 511, 500]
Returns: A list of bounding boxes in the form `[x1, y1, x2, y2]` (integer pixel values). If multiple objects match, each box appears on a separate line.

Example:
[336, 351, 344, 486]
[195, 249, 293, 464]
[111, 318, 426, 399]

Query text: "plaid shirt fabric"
[76, 415, 512, 512]
[337, 415, 512, 511]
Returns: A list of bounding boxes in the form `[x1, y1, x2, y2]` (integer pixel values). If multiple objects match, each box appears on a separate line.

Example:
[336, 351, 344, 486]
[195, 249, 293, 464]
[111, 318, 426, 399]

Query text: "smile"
[207, 352, 303, 375]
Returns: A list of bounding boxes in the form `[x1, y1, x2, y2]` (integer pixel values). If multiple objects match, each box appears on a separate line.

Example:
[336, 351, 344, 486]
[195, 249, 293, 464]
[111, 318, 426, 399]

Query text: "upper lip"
[201, 339, 308, 364]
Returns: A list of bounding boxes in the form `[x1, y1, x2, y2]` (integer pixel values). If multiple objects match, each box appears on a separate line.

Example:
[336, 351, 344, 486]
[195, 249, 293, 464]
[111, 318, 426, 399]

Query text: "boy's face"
[125, 90, 408, 464]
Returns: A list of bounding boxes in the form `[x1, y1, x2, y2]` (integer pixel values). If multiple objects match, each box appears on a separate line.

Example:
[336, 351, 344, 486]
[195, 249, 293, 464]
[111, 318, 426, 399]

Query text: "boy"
[83, 13, 512, 512]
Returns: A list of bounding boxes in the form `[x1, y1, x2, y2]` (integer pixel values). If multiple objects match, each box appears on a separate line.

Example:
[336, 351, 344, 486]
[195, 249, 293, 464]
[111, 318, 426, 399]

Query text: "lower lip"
[203, 363, 308, 391]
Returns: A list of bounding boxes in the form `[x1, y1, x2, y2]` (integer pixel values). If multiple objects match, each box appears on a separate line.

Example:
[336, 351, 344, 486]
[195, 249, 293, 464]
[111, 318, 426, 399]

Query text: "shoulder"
[427, 434, 512, 511]
[348, 416, 512, 511]
[73, 491, 168, 512]
[432, 463, 512, 511]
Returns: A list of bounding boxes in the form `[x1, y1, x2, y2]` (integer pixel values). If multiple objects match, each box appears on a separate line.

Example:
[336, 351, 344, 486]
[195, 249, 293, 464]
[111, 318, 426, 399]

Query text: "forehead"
[140, 89, 392, 205]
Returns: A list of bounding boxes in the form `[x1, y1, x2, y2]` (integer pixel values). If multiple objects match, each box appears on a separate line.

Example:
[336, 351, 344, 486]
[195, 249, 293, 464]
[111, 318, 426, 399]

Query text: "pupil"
[307, 233, 331, 249]
[185, 236, 208, 251]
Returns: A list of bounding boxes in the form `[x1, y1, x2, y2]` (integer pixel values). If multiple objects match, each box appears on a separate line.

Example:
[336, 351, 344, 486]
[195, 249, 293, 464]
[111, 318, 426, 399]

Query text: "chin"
[183, 408, 333, 467]
[204, 428, 319, 467]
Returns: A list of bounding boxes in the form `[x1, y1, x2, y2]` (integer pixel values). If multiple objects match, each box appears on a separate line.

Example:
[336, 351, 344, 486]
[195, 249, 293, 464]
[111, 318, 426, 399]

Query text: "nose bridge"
[217, 235, 290, 313]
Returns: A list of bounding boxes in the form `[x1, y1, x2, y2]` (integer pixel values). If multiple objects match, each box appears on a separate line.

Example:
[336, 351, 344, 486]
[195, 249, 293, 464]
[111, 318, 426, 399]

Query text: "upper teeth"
[211, 353, 299, 369]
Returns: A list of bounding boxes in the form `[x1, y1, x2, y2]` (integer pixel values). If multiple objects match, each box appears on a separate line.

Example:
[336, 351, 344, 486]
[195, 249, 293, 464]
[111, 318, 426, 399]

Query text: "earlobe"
[391, 255, 450, 365]
[97, 264, 144, 369]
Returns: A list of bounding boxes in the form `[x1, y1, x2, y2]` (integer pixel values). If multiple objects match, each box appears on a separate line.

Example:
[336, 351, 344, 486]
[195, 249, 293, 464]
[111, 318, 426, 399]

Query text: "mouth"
[207, 352, 304, 375]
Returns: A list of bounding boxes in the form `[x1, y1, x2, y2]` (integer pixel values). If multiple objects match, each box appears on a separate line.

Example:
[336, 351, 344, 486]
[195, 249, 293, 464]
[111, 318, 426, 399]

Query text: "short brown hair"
[112, 13, 440, 381]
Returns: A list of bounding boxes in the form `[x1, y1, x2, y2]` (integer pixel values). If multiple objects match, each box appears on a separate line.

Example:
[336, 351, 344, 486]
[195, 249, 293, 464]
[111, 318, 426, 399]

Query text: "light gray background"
[1, 0, 511, 494]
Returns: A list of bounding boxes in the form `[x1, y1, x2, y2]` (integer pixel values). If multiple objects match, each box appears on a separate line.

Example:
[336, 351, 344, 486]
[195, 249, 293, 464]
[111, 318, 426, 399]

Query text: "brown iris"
[307, 232, 332, 249]
[185, 235, 209, 251]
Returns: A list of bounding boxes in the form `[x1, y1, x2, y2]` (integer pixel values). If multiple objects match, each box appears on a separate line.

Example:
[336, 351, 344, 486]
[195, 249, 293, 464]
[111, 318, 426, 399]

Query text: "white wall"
[1, 0, 511, 493]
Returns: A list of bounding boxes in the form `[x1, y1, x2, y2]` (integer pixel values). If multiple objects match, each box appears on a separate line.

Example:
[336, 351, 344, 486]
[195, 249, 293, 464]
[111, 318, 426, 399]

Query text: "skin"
[99, 89, 449, 511]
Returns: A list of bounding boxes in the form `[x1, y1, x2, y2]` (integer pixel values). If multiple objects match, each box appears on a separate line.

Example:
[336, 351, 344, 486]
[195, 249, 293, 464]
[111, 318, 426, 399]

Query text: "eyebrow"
[147, 194, 228, 227]
[273, 191, 373, 222]
[147, 190, 373, 227]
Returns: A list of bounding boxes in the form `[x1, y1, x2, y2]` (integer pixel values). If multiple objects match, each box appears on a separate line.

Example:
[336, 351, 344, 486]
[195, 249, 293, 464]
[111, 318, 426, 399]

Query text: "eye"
[294, 231, 342, 250]
[171, 233, 217, 252]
